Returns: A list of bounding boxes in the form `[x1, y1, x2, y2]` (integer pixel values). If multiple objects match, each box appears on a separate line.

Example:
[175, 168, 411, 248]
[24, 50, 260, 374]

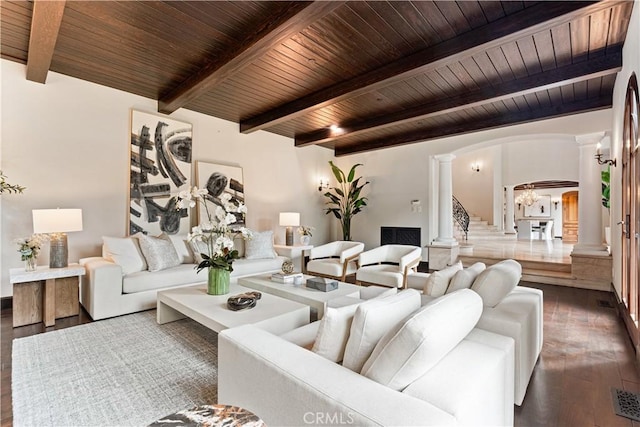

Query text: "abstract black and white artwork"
[524, 195, 551, 218]
[195, 161, 245, 229]
[129, 110, 192, 235]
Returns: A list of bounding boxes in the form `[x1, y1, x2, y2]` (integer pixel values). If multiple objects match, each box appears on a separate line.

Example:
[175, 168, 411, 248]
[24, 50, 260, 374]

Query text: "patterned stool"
[149, 404, 266, 427]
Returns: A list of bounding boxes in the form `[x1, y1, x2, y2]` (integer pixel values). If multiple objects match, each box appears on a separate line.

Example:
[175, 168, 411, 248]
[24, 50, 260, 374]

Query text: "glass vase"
[24, 257, 37, 272]
[207, 267, 230, 295]
[300, 235, 310, 245]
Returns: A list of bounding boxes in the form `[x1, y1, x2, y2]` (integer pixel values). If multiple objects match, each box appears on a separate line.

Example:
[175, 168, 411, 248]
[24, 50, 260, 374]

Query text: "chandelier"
[516, 184, 539, 207]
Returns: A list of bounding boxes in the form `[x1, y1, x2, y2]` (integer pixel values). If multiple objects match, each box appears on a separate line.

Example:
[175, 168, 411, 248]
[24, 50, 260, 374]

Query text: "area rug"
[12, 310, 218, 426]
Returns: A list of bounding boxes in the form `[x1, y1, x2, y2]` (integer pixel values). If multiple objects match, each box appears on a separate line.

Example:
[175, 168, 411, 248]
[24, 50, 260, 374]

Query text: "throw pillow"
[361, 289, 483, 391]
[471, 259, 522, 307]
[162, 233, 194, 264]
[244, 230, 276, 260]
[447, 262, 486, 293]
[137, 234, 181, 272]
[423, 261, 462, 297]
[102, 236, 147, 275]
[189, 239, 208, 264]
[342, 289, 421, 373]
[312, 304, 360, 363]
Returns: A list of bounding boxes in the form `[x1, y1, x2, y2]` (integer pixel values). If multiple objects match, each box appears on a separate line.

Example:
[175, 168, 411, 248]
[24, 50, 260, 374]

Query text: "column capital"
[575, 131, 608, 147]
[434, 153, 456, 162]
[505, 184, 516, 190]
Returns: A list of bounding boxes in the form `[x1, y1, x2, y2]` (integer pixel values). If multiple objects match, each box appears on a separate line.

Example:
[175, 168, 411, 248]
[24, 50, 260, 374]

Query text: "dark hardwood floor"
[1, 283, 639, 427]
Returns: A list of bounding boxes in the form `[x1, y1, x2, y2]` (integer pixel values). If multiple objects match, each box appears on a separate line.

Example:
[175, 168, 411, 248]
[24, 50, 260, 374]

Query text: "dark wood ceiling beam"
[158, 1, 345, 115]
[26, 0, 65, 83]
[296, 47, 623, 147]
[241, 0, 623, 134]
[334, 96, 613, 157]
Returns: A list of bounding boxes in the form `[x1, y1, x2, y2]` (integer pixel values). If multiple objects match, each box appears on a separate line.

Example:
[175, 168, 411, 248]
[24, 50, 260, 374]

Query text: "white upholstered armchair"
[306, 241, 365, 282]
[356, 244, 422, 288]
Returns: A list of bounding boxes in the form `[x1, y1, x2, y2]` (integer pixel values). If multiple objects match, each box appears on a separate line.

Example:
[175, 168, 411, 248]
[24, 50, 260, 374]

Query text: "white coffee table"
[238, 274, 361, 319]
[157, 283, 310, 335]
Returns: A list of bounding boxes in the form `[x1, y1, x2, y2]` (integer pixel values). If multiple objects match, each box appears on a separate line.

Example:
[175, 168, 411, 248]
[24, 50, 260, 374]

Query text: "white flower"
[215, 206, 226, 222]
[220, 193, 232, 202]
[237, 203, 247, 214]
[225, 212, 237, 225]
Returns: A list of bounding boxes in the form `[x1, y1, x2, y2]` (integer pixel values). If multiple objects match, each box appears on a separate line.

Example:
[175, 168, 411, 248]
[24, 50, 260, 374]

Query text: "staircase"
[454, 216, 517, 241]
[457, 255, 580, 288]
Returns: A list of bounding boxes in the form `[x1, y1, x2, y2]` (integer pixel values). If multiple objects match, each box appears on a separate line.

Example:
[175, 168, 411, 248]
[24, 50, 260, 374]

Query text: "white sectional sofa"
[408, 259, 543, 406]
[80, 232, 286, 320]
[219, 289, 515, 426]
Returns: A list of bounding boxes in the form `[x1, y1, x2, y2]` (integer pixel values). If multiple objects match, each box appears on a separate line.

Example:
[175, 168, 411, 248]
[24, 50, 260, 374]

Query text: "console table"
[10, 263, 85, 327]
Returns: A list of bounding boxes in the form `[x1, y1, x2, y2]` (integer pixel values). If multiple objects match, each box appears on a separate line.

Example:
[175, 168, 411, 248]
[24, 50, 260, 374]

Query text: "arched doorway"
[620, 73, 640, 346]
[562, 191, 579, 243]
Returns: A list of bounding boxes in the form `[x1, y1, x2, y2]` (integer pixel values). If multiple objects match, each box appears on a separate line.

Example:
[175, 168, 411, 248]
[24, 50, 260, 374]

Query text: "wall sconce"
[517, 202, 522, 210]
[595, 143, 616, 167]
[553, 200, 560, 210]
[318, 178, 329, 192]
[471, 163, 480, 172]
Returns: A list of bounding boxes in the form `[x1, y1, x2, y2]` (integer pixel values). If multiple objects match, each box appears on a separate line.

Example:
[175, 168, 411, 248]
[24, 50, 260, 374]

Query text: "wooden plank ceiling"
[1, 1, 633, 156]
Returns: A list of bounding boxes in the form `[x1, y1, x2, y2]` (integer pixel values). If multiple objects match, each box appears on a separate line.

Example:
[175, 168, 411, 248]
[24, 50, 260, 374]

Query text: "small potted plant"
[297, 226, 314, 245]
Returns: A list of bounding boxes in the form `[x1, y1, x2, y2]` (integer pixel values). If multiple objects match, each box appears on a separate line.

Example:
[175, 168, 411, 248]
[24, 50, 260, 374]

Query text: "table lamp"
[279, 212, 300, 246]
[32, 208, 83, 268]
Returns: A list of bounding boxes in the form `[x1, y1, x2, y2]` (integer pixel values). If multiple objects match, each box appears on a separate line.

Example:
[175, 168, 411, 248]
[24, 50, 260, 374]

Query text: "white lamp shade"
[33, 209, 83, 233]
[279, 212, 300, 227]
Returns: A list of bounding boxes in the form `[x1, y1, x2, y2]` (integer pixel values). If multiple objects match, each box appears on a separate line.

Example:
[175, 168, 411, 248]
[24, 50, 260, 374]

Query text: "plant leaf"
[329, 161, 345, 183]
[347, 163, 363, 182]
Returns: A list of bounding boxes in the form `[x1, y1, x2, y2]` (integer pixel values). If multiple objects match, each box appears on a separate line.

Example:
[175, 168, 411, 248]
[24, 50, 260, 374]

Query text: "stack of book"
[270, 272, 304, 283]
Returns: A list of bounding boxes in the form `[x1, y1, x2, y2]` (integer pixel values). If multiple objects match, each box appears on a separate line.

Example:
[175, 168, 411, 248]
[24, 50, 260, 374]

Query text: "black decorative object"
[227, 291, 262, 311]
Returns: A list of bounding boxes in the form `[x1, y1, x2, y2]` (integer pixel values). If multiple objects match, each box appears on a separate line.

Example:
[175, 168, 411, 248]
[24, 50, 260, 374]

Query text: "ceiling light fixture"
[515, 184, 539, 207]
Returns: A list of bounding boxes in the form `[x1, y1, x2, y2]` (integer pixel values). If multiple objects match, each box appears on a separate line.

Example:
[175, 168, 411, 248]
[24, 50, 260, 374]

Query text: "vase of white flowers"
[14, 234, 47, 271]
[177, 186, 252, 295]
[297, 226, 314, 245]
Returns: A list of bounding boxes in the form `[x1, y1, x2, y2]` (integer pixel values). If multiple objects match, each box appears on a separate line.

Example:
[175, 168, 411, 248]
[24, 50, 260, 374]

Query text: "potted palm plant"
[323, 161, 369, 241]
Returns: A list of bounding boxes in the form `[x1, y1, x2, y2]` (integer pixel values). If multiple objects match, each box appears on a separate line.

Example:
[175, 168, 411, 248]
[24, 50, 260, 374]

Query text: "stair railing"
[452, 195, 470, 240]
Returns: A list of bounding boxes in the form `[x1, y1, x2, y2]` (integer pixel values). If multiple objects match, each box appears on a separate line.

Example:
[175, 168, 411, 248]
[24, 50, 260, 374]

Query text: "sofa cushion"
[123, 263, 202, 293]
[471, 259, 522, 307]
[423, 261, 462, 297]
[245, 231, 277, 260]
[447, 262, 486, 293]
[137, 234, 182, 272]
[361, 289, 483, 391]
[343, 289, 421, 373]
[356, 264, 405, 288]
[312, 304, 360, 363]
[230, 257, 284, 277]
[102, 236, 147, 275]
[163, 234, 194, 264]
[307, 258, 358, 278]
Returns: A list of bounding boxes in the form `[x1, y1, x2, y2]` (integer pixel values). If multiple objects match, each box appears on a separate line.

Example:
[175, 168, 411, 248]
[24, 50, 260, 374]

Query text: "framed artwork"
[195, 161, 245, 229]
[524, 195, 551, 218]
[129, 110, 192, 235]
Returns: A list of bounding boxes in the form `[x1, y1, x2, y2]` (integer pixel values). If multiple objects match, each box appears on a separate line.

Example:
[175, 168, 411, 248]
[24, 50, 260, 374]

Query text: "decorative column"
[428, 154, 459, 270]
[570, 132, 612, 290]
[505, 185, 516, 234]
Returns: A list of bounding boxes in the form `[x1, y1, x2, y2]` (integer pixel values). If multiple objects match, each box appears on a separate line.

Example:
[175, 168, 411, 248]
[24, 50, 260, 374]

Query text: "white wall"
[0, 59, 333, 297]
[452, 147, 496, 223]
[610, 0, 640, 297]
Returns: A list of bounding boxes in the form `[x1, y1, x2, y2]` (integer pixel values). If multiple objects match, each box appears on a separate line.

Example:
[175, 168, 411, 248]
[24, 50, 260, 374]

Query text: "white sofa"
[80, 233, 286, 320]
[219, 289, 515, 426]
[408, 259, 543, 406]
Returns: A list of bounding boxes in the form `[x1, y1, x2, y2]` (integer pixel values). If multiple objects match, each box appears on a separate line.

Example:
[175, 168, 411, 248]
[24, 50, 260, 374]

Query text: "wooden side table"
[10, 263, 85, 327]
[273, 244, 313, 273]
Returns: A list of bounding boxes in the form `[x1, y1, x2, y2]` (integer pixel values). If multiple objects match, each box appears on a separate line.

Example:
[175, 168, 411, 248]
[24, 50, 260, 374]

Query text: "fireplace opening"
[380, 227, 421, 247]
